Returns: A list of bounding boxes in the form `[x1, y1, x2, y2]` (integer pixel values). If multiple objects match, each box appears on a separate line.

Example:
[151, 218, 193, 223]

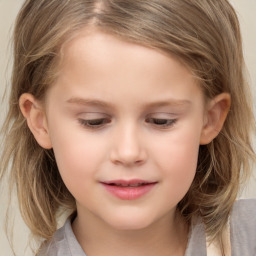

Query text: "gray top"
[39, 199, 256, 256]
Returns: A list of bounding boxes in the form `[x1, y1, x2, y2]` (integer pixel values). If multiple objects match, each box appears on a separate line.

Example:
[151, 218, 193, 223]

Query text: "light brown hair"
[1, 0, 255, 254]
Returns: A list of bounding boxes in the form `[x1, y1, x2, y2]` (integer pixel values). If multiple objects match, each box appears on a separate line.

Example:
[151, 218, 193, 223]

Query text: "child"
[1, 0, 256, 255]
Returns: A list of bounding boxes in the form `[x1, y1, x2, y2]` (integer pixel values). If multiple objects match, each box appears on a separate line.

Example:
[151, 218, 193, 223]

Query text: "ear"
[200, 93, 231, 145]
[19, 93, 52, 149]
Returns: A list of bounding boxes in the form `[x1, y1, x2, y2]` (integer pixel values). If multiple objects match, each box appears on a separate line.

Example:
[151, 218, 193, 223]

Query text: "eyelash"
[78, 117, 177, 130]
[78, 118, 111, 129]
[145, 118, 177, 128]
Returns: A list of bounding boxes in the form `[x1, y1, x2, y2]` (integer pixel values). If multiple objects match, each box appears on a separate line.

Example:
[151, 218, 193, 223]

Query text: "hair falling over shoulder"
[0, 0, 255, 253]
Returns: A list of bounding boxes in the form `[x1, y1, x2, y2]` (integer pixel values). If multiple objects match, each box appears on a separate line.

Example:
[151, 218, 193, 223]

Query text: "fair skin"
[19, 29, 230, 256]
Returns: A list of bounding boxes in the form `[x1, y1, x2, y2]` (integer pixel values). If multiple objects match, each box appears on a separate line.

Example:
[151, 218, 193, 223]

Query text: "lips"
[101, 179, 157, 200]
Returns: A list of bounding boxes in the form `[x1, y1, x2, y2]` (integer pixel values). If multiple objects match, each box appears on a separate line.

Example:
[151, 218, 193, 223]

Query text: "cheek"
[154, 123, 201, 167]
[152, 124, 202, 197]
[170, 132, 200, 171]
[162, 140, 199, 186]
[48, 119, 104, 192]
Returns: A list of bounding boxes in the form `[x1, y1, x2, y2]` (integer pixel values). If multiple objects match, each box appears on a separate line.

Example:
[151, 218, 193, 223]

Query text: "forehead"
[47, 28, 203, 109]
[59, 28, 196, 82]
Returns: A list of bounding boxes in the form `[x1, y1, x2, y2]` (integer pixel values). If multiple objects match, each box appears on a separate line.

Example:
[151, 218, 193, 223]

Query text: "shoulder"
[38, 224, 68, 256]
[231, 198, 256, 229]
[185, 198, 256, 256]
[230, 198, 256, 255]
[231, 198, 256, 218]
[38, 218, 86, 256]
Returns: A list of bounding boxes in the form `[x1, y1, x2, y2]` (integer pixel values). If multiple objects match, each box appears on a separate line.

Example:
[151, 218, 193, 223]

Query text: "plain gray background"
[0, 0, 255, 255]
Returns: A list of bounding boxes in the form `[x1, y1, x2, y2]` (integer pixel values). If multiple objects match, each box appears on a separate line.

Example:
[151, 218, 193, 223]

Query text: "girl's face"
[44, 29, 207, 230]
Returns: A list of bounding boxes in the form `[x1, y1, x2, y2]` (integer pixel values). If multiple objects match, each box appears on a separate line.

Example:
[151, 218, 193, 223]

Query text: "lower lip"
[101, 183, 156, 200]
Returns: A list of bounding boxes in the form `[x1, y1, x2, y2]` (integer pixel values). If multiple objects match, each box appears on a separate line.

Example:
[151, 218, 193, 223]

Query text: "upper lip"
[101, 179, 157, 187]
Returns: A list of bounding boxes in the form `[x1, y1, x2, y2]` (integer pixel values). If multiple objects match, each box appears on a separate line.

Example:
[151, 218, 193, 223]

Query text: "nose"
[110, 123, 147, 166]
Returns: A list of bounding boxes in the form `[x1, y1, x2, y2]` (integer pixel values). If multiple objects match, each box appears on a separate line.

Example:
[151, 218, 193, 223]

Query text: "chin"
[104, 211, 156, 231]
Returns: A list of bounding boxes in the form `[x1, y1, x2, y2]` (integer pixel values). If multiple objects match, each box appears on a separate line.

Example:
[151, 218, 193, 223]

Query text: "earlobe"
[200, 93, 231, 145]
[19, 93, 52, 149]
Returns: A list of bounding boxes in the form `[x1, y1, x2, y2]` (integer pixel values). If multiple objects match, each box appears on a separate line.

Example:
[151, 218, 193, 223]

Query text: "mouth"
[104, 181, 155, 186]
[101, 179, 157, 200]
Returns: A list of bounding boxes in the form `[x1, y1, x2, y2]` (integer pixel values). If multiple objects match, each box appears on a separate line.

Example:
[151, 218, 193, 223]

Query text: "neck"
[72, 208, 188, 256]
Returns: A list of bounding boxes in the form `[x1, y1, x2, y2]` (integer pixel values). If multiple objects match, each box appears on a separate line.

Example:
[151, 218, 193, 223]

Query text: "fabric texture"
[38, 198, 256, 256]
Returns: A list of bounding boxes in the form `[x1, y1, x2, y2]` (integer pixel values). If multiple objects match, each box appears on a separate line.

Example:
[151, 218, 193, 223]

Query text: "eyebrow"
[143, 99, 191, 108]
[67, 97, 113, 108]
[66, 97, 191, 109]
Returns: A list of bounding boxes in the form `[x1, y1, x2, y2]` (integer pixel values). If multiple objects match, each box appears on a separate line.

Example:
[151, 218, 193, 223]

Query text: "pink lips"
[101, 179, 157, 200]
